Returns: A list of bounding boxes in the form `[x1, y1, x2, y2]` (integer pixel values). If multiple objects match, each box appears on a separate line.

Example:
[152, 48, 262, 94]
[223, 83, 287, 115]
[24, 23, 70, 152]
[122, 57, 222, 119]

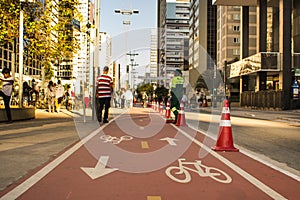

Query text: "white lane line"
[185, 116, 300, 182]
[171, 124, 288, 200]
[0, 113, 124, 200]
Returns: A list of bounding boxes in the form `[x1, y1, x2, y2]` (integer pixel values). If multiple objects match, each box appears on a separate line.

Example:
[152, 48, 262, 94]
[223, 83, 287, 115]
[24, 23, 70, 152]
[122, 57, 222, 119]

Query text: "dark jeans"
[0, 91, 12, 121]
[97, 97, 111, 121]
[170, 95, 180, 121]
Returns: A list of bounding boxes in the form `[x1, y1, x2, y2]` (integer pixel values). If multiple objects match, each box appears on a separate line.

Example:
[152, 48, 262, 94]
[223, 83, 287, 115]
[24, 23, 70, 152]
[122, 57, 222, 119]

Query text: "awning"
[212, 0, 257, 6]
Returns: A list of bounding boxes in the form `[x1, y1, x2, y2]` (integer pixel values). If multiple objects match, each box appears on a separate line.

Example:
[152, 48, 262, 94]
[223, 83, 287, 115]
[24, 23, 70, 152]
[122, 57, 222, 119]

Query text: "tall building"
[158, 0, 190, 87]
[99, 32, 111, 68]
[213, 0, 300, 110]
[216, 5, 257, 101]
[73, 0, 94, 84]
[189, 0, 217, 90]
[150, 29, 158, 78]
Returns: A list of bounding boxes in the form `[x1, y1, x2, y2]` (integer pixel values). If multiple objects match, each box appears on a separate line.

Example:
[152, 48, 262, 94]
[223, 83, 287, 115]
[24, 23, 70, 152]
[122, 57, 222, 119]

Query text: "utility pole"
[93, 0, 100, 120]
[224, 60, 227, 98]
[126, 52, 139, 88]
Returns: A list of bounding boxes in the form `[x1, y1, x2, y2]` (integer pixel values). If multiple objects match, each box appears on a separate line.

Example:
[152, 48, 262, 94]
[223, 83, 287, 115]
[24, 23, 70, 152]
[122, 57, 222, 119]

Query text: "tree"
[0, 0, 81, 81]
[155, 85, 169, 100]
[0, 0, 20, 45]
[137, 83, 153, 96]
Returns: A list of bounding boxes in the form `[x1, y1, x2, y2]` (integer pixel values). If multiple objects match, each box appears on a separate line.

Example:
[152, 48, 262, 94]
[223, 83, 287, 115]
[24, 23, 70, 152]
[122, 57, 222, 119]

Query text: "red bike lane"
[0, 107, 299, 200]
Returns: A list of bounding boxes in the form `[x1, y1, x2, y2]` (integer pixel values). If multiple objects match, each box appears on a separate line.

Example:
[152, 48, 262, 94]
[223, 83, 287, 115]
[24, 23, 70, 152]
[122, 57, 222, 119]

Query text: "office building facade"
[158, 0, 190, 87]
[214, 0, 300, 109]
[189, 0, 217, 92]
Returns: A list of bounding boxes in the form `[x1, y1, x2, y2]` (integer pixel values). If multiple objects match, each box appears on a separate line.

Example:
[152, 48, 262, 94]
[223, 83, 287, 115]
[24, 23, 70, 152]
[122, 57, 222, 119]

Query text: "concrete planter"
[0, 107, 35, 122]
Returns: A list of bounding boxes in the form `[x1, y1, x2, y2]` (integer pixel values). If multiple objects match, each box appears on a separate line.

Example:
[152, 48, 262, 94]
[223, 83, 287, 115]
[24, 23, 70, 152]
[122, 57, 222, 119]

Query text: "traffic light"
[126, 65, 129, 73]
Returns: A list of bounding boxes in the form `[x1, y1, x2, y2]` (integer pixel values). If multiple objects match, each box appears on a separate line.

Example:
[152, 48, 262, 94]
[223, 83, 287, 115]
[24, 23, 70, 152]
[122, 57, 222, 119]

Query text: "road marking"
[141, 141, 149, 149]
[81, 156, 118, 180]
[147, 196, 162, 200]
[165, 158, 232, 183]
[100, 135, 133, 144]
[171, 124, 288, 200]
[160, 137, 178, 146]
[184, 113, 300, 182]
[0, 115, 121, 200]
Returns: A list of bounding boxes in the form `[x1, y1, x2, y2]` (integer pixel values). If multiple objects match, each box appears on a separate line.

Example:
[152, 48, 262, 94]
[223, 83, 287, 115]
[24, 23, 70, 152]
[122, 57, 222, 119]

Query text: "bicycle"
[165, 158, 232, 184]
[100, 135, 133, 144]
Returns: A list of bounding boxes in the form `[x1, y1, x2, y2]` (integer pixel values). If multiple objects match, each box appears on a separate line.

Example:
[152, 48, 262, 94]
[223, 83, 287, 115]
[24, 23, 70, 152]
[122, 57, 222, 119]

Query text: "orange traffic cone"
[160, 102, 164, 114]
[165, 100, 174, 123]
[175, 101, 187, 126]
[212, 99, 239, 152]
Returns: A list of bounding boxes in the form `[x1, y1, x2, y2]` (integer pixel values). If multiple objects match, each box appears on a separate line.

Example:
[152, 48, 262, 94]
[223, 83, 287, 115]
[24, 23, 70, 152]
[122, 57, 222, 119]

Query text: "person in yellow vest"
[170, 69, 184, 124]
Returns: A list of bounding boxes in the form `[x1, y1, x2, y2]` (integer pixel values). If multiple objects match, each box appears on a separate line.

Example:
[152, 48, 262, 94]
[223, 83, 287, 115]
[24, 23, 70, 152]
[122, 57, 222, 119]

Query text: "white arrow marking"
[81, 156, 118, 180]
[160, 137, 178, 146]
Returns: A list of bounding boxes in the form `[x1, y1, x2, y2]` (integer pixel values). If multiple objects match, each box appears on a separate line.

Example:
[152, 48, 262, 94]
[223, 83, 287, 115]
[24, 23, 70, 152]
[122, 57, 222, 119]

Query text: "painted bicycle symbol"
[100, 135, 133, 144]
[165, 158, 232, 184]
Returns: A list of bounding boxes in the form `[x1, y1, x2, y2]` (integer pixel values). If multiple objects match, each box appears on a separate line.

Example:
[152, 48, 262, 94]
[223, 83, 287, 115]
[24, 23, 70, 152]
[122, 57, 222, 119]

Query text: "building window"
[233, 49, 240, 55]
[233, 25, 240, 32]
[233, 14, 240, 20]
[233, 37, 240, 43]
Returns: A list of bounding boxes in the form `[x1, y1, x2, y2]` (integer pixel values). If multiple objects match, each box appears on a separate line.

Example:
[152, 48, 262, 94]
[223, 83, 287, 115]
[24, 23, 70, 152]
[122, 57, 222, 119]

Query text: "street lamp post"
[92, 0, 100, 121]
[115, 8, 139, 88]
[114, 9, 139, 29]
[19, 2, 24, 108]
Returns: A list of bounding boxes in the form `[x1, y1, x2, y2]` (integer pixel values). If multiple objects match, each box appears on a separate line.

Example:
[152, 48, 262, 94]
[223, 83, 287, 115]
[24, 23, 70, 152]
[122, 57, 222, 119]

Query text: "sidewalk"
[187, 106, 300, 124]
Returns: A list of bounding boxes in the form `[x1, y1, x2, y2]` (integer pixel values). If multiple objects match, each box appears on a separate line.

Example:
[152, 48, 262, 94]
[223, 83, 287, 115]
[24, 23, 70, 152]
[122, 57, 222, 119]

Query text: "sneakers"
[103, 119, 109, 123]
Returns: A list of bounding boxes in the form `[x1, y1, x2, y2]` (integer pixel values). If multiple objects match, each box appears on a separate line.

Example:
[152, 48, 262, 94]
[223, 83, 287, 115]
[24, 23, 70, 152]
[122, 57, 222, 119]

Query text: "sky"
[98, 0, 158, 87]
[100, 0, 158, 37]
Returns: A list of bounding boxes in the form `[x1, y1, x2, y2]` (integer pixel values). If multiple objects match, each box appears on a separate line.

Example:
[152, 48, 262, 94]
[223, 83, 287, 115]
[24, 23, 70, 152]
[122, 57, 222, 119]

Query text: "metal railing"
[241, 90, 282, 109]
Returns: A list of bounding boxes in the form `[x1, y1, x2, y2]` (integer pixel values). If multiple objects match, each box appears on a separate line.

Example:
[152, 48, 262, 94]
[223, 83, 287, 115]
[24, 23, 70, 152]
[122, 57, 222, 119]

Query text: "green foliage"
[155, 85, 169, 98]
[44, 61, 54, 80]
[137, 83, 169, 100]
[137, 83, 154, 96]
[0, 0, 20, 45]
[0, 0, 81, 81]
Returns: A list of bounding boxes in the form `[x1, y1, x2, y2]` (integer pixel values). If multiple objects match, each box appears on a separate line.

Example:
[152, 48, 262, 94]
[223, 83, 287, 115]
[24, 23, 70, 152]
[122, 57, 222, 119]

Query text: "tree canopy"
[0, 0, 81, 80]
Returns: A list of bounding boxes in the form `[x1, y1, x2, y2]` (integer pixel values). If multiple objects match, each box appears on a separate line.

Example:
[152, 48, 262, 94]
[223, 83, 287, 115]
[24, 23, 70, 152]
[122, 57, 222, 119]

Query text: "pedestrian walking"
[84, 89, 89, 109]
[124, 87, 133, 108]
[31, 79, 39, 106]
[120, 89, 125, 108]
[22, 81, 32, 106]
[96, 66, 113, 123]
[0, 67, 14, 123]
[55, 80, 64, 112]
[46, 81, 55, 113]
[181, 93, 188, 108]
[170, 69, 184, 124]
[65, 85, 71, 110]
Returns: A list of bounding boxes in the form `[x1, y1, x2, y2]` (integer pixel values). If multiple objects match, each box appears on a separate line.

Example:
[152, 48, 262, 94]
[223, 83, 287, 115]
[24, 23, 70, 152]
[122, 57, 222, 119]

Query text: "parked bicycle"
[165, 158, 232, 184]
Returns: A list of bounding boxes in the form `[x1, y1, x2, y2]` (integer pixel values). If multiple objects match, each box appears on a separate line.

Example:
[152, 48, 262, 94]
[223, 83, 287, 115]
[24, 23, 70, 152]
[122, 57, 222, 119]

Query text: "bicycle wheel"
[206, 167, 232, 183]
[165, 167, 191, 183]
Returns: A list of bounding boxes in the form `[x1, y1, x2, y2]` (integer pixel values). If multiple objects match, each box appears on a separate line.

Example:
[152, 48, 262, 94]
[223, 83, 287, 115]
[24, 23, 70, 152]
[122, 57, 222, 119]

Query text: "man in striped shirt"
[96, 66, 113, 123]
